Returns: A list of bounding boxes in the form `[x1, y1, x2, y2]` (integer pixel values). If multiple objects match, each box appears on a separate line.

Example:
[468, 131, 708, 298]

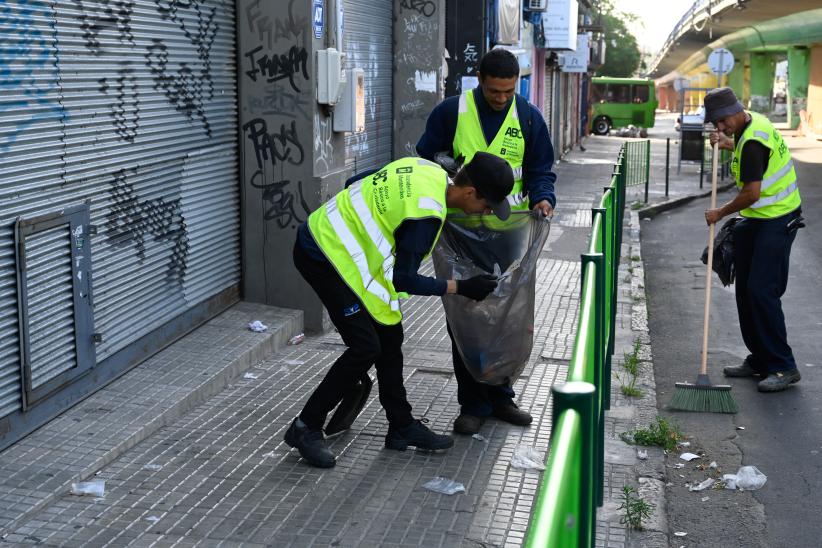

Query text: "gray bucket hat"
[704, 87, 744, 123]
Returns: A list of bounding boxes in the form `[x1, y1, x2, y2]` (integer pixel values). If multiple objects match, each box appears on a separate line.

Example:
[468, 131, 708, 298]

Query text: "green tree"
[595, 2, 641, 77]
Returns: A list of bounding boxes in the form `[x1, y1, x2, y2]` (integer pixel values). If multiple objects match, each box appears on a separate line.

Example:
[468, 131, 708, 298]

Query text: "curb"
[638, 182, 736, 219]
[0, 303, 302, 537]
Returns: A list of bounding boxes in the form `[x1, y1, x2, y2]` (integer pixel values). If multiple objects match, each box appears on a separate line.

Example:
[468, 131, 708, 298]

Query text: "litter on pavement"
[637, 449, 648, 460]
[510, 444, 546, 470]
[287, 333, 305, 345]
[472, 433, 487, 442]
[674, 531, 688, 537]
[679, 452, 700, 461]
[422, 477, 465, 495]
[70, 480, 105, 497]
[723, 465, 767, 491]
[688, 478, 715, 492]
[243, 372, 259, 380]
[248, 320, 268, 332]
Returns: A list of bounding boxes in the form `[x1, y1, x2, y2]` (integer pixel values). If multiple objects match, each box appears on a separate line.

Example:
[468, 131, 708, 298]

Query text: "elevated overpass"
[648, 1, 822, 132]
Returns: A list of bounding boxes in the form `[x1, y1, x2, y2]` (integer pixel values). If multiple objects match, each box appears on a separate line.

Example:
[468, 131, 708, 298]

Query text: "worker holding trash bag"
[702, 87, 803, 393]
[417, 48, 557, 434]
[284, 153, 515, 468]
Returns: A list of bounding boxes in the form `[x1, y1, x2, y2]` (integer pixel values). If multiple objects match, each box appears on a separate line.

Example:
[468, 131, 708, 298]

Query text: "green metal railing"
[525, 143, 629, 548]
[624, 140, 650, 188]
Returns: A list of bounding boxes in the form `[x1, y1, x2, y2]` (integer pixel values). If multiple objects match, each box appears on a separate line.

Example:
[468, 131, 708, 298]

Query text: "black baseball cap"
[704, 87, 744, 124]
[462, 151, 514, 220]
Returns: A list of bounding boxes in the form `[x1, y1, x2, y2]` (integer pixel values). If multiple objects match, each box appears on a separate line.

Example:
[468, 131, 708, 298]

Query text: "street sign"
[707, 48, 734, 75]
[673, 77, 689, 93]
[312, 0, 324, 39]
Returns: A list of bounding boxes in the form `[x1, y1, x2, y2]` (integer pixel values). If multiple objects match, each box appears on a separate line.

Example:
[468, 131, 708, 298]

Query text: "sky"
[612, 0, 697, 55]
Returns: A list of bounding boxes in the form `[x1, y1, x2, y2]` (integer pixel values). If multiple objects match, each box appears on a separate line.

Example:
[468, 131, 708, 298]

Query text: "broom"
[670, 140, 738, 414]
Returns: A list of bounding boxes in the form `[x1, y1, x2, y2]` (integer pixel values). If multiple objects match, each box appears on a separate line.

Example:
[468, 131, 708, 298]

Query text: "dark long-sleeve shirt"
[297, 215, 446, 296]
[416, 88, 557, 208]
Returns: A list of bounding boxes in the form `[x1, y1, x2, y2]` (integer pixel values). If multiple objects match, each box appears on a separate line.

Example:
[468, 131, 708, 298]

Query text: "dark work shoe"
[757, 369, 801, 392]
[385, 418, 454, 451]
[453, 413, 486, 435]
[284, 418, 336, 468]
[492, 403, 533, 426]
[723, 357, 761, 378]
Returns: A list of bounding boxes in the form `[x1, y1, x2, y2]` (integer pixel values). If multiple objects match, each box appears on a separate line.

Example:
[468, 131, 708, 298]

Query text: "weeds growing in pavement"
[631, 201, 645, 210]
[623, 416, 683, 451]
[630, 255, 641, 262]
[618, 338, 643, 398]
[618, 485, 652, 530]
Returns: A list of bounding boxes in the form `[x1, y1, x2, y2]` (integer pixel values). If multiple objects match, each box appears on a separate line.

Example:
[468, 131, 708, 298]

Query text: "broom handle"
[701, 141, 720, 376]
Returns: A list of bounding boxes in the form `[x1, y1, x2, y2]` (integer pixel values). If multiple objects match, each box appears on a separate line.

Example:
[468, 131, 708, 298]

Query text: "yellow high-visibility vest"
[308, 157, 447, 324]
[731, 112, 801, 219]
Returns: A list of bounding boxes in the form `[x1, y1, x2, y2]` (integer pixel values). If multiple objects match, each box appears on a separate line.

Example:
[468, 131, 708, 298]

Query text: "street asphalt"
[642, 129, 822, 548]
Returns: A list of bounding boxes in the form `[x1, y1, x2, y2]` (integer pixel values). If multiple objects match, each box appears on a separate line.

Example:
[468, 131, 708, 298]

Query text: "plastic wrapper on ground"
[432, 212, 551, 386]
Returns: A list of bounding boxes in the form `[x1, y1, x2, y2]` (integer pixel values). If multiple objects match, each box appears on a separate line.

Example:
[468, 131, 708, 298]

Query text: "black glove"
[456, 275, 498, 301]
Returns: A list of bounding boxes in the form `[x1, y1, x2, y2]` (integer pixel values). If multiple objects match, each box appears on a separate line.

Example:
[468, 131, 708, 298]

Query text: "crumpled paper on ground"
[510, 444, 546, 470]
[248, 321, 268, 332]
[422, 477, 465, 495]
[70, 480, 105, 497]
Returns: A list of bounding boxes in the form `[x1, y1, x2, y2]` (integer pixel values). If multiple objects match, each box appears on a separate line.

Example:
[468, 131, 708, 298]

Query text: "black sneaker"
[453, 413, 486, 435]
[284, 418, 336, 468]
[492, 403, 533, 426]
[723, 356, 762, 378]
[385, 418, 454, 451]
[757, 369, 801, 392]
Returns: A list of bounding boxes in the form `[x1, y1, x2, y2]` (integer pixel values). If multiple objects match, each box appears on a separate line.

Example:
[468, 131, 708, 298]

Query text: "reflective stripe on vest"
[325, 195, 397, 309]
[453, 89, 527, 212]
[308, 158, 447, 324]
[733, 112, 801, 219]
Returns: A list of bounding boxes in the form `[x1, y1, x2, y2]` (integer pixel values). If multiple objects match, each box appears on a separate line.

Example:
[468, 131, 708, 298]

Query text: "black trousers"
[732, 210, 800, 374]
[293, 242, 414, 431]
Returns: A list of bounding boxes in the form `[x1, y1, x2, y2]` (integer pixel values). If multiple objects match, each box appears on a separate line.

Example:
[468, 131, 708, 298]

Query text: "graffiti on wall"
[149, 0, 219, 137]
[0, 0, 68, 155]
[105, 168, 189, 284]
[395, 0, 439, 159]
[241, 0, 312, 229]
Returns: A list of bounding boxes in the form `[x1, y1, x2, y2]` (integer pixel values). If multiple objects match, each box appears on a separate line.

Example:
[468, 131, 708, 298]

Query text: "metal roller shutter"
[0, 0, 240, 419]
[343, 0, 393, 173]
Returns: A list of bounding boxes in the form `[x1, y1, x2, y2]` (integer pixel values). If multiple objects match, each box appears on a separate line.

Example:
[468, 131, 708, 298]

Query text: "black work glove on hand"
[456, 275, 498, 301]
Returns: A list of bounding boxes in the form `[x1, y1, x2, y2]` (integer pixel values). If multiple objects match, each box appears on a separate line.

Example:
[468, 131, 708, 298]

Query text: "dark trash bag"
[701, 217, 741, 286]
[432, 212, 551, 385]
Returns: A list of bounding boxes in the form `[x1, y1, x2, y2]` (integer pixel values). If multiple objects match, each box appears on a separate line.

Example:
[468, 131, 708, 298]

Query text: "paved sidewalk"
[1, 117, 705, 547]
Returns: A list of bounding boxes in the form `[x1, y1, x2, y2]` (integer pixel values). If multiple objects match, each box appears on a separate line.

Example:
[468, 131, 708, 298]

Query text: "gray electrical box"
[333, 68, 365, 133]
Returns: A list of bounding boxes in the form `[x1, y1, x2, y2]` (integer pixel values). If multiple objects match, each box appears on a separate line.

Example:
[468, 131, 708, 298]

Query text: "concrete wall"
[393, 0, 446, 158]
[237, 0, 349, 332]
[807, 46, 822, 134]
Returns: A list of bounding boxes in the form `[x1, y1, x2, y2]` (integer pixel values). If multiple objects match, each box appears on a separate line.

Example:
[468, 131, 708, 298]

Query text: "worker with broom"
[703, 87, 803, 393]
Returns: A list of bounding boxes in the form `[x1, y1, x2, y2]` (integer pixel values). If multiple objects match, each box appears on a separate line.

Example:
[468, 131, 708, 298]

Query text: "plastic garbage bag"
[701, 217, 741, 286]
[724, 465, 767, 491]
[510, 444, 546, 470]
[432, 212, 551, 385]
[422, 477, 465, 495]
[70, 480, 105, 497]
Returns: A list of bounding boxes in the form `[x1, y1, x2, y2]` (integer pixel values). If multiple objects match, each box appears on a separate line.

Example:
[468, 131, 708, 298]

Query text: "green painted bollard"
[552, 382, 597, 548]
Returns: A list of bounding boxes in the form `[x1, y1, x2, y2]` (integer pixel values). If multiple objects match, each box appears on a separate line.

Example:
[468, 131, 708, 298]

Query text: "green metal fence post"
[551, 382, 597, 548]
[582, 252, 605, 508]
[592, 207, 611, 412]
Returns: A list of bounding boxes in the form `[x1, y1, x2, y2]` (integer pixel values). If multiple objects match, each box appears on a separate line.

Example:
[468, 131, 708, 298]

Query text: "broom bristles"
[670, 382, 738, 414]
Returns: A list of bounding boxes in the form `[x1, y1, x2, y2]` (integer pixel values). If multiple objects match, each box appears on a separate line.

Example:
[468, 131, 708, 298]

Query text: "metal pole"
[665, 138, 670, 197]
[644, 141, 650, 204]
[699, 135, 705, 189]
